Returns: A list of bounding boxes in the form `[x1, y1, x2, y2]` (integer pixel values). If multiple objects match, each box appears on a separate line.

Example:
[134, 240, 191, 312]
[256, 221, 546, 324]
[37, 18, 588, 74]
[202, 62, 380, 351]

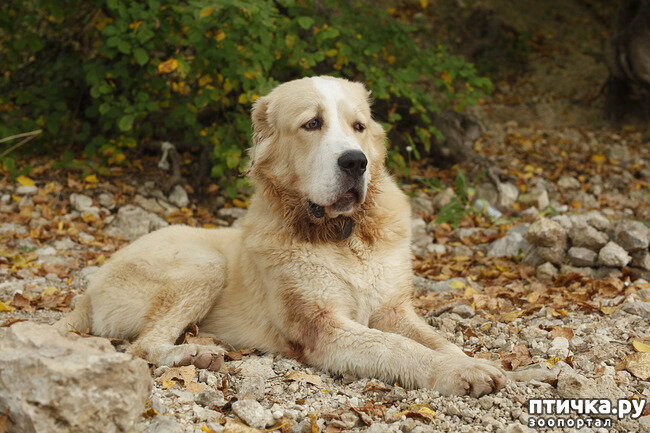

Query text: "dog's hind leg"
[55, 294, 92, 333]
[127, 255, 228, 371]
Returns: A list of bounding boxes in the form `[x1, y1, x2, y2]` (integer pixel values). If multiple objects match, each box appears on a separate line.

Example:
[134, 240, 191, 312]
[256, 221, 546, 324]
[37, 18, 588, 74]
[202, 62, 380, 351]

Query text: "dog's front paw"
[430, 355, 506, 397]
[160, 344, 225, 371]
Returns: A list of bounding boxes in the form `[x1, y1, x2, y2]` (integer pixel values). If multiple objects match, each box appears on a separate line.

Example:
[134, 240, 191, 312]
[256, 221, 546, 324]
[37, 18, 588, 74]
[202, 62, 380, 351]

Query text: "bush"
[0, 0, 491, 195]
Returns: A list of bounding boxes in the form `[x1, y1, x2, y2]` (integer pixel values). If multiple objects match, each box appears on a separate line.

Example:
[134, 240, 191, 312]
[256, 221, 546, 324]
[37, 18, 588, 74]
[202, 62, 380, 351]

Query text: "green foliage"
[0, 0, 491, 193]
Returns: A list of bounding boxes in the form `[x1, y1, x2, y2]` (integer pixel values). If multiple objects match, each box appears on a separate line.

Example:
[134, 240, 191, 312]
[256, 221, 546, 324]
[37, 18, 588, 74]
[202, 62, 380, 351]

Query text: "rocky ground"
[1, 117, 649, 433]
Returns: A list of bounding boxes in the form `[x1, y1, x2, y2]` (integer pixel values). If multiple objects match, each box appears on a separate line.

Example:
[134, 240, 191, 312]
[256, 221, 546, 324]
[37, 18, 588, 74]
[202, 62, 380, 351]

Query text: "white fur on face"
[307, 77, 369, 208]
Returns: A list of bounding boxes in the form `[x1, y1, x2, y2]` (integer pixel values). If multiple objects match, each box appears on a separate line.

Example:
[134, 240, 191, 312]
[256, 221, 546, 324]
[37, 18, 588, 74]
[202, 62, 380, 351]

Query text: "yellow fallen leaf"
[199, 5, 215, 18]
[545, 356, 561, 368]
[186, 381, 207, 394]
[449, 280, 466, 290]
[84, 174, 99, 183]
[161, 378, 178, 389]
[158, 58, 179, 74]
[16, 175, 35, 186]
[591, 154, 606, 163]
[215, 29, 226, 42]
[622, 352, 650, 380]
[232, 198, 248, 208]
[599, 306, 617, 315]
[41, 286, 58, 296]
[500, 309, 523, 322]
[632, 340, 650, 353]
[464, 286, 479, 298]
[0, 300, 16, 312]
[284, 371, 324, 387]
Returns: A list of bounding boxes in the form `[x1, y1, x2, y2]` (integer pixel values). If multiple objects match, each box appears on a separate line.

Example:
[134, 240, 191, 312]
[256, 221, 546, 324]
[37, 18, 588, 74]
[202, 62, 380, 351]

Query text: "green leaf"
[296, 16, 314, 30]
[133, 48, 149, 65]
[118, 114, 134, 132]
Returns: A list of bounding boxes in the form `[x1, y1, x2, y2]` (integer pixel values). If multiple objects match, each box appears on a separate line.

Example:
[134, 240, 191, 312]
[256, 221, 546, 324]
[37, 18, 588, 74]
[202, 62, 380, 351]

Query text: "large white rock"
[104, 204, 169, 240]
[0, 322, 152, 433]
[598, 241, 632, 267]
[526, 218, 567, 247]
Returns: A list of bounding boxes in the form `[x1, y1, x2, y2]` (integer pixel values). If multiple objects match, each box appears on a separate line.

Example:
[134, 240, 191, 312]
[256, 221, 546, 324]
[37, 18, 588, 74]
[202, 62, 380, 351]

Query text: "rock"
[452, 304, 475, 318]
[630, 267, 650, 281]
[104, 205, 169, 240]
[97, 193, 115, 209]
[536, 262, 558, 282]
[410, 193, 434, 216]
[451, 244, 473, 257]
[567, 247, 598, 267]
[557, 175, 581, 190]
[169, 185, 190, 208]
[476, 182, 498, 205]
[611, 220, 650, 252]
[568, 223, 608, 251]
[504, 423, 533, 433]
[217, 207, 248, 220]
[522, 247, 543, 267]
[631, 251, 650, 270]
[487, 224, 531, 257]
[560, 265, 595, 278]
[595, 267, 623, 279]
[518, 188, 549, 210]
[413, 276, 471, 294]
[621, 301, 650, 319]
[427, 243, 447, 256]
[583, 211, 610, 231]
[598, 241, 632, 267]
[16, 185, 38, 195]
[0, 322, 151, 433]
[410, 218, 431, 257]
[548, 337, 570, 358]
[508, 364, 557, 384]
[144, 417, 185, 433]
[231, 398, 274, 429]
[69, 193, 94, 213]
[431, 188, 455, 210]
[497, 182, 519, 208]
[537, 244, 566, 265]
[557, 369, 623, 399]
[526, 218, 567, 247]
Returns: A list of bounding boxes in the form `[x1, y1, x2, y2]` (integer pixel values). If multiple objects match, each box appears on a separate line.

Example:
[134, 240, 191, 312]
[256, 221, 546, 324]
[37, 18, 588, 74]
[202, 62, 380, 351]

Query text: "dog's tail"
[54, 294, 92, 333]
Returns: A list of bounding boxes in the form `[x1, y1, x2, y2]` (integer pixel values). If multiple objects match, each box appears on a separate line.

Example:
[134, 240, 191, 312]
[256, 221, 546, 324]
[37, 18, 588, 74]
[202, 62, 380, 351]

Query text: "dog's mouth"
[309, 187, 361, 219]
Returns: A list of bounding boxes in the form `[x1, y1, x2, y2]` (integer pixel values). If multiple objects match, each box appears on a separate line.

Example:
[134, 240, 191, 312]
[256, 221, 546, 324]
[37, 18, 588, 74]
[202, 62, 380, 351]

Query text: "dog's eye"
[353, 122, 365, 132]
[302, 118, 321, 130]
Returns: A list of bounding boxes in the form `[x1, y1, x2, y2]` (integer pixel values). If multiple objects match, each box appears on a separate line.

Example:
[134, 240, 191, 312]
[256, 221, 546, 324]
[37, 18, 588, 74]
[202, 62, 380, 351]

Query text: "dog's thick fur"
[57, 76, 505, 396]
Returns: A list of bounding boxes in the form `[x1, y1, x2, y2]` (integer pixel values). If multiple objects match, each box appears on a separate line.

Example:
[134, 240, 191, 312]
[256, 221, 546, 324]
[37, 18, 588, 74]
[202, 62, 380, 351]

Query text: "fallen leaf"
[632, 340, 650, 353]
[284, 371, 324, 387]
[622, 353, 650, 380]
[0, 410, 8, 433]
[16, 175, 35, 186]
[449, 280, 466, 290]
[0, 300, 15, 312]
[393, 403, 436, 422]
[550, 326, 574, 340]
[222, 420, 263, 432]
[157, 365, 204, 391]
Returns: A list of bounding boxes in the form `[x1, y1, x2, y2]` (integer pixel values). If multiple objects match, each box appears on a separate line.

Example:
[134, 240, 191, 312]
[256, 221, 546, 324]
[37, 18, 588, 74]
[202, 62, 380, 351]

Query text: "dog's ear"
[248, 95, 274, 173]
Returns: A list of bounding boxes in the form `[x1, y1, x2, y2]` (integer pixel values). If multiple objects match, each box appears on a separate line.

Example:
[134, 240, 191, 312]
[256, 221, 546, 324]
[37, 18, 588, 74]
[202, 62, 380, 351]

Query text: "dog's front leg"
[368, 299, 506, 396]
[289, 310, 503, 397]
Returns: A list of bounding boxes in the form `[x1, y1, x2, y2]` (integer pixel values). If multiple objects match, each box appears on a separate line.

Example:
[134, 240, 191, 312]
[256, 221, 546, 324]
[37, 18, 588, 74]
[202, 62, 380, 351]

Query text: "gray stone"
[595, 267, 623, 279]
[631, 251, 650, 270]
[217, 207, 248, 220]
[144, 417, 185, 433]
[557, 370, 624, 399]
[526, 218, 567, 247]
[97, 193, 115, 209]
[487, 224, 531, 257]
[476, 182, 498, 205]
[169, 185, 190, 208]
[431, 187, 455, 210]
[557, 175, 581, 190]
[584, 211, 610, 231]
[451, 244, 473, 257]
[611, 220, 650, 252]
[452, 304, 475, 318]
[231, 398, 274, 429]
[621, 301, 650, 319]
[413, 276, 471, 294]
[522, 247, 543, 267]
[497, 182, 519, 208]
[537, 244, 566, 265]
[426, 243, 447, 256]
[561, 265, 595, 278]
[536, 262, 558, 282]
[69, 193, 94, 213]
[518, 189, 549, 210]
[104, 205, 169, 240]
[410, 193, 434, 216]
[16, 185, 38, 195]
[0, 322, 151, 433]
[569, 223, 609, 250]
[567, 247, 598, 267]
[598, 241, 632, 267]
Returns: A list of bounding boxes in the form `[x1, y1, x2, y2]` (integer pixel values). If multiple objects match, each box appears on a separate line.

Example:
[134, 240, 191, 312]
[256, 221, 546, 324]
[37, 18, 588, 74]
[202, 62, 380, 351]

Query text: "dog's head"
[248, 76, 386, 220]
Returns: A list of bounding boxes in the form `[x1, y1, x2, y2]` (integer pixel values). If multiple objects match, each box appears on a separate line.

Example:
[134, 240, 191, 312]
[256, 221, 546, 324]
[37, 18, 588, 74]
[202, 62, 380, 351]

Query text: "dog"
[57, 76, 505, 397]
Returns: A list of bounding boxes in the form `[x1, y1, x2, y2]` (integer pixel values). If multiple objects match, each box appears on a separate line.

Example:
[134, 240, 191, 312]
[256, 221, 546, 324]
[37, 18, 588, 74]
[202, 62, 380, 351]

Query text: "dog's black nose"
[337, 150, 367, 177]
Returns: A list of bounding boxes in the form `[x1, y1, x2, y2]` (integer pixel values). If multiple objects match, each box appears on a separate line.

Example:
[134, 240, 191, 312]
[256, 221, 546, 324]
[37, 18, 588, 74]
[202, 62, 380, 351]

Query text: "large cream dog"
[57, 76, 505, 397]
